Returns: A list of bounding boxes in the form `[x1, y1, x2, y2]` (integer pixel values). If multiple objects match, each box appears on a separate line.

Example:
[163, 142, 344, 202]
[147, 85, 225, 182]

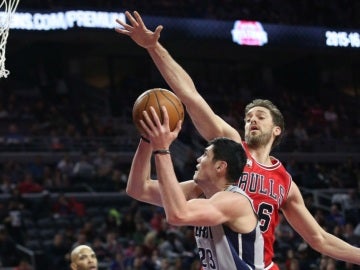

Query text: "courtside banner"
[4, 10, 360, 49]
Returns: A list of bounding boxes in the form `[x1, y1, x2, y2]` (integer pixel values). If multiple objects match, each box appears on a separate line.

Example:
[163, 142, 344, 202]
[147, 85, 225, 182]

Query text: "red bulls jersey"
[238, 142, 292, 269]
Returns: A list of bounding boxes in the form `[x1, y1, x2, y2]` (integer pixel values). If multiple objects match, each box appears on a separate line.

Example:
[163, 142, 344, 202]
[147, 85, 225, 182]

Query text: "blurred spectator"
[45, 233, 69, 270]
[13, 258, 33, 270]
[93, 147, 113, 178]
[52, 194, 85, 218]
[343, 222, 360, 247]
[17, 172, 44, 194]
[102, 208, 122, 234]
[71, 231, 91, 250]
[104, 231, 123, 257]
[109, 251, 126, 270]
[284, 248, 299, 270]
[132, 219, 150, 245]
[326, 203, 346, 231]
[4, 123, 27, 149]
[26, 155, 45, 182]
[52, 193, 76, 218]
[0, 102, 9, 118]
[0, 228, 19, 267]
[56, 153, 74, 177]
[323, 105, 338, 123]
[332, 189, 360, 224]
[4, 200, 25, 244]
[292, 121, 310, 150]
[92, 236, 112, 262]
[72, 151, 95, 179]
[81, 220, 97, 243]
[49, 129, 64, 151]
[275, 212, 298, 255]
[158, 229, 185, 260]
[0, 173, 15, 194]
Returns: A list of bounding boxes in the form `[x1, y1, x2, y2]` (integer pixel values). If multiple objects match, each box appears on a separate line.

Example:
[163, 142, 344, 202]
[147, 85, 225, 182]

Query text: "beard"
[245, 130, 272, 148]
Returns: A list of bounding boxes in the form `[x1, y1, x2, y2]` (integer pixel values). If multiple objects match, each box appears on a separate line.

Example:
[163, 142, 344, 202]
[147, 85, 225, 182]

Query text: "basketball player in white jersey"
[127, 106, 264, 269]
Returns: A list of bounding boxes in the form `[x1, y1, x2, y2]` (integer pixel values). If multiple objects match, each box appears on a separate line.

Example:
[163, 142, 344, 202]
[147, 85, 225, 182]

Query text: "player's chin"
[193, 172, 199, 182]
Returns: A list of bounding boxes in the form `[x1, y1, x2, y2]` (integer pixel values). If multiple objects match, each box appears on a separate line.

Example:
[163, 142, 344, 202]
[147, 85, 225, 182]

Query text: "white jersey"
[194, 185, 264, 270]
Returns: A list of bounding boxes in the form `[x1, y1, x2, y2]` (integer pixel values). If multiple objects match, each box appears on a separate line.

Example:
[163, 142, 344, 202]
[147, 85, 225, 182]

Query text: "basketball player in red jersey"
[115, 11, 360, 269]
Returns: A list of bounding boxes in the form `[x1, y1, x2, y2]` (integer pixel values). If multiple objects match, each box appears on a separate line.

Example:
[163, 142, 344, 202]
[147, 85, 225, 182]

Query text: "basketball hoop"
[0, 0, 20, 78]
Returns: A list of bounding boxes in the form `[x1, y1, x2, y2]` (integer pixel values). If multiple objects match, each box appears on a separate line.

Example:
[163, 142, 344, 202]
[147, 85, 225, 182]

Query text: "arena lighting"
[2, 10, 359, 49]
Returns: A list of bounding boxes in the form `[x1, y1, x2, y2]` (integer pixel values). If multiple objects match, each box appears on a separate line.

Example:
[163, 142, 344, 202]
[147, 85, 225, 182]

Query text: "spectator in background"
[292, 121, 310, 151]
[0, 173, 15, 194]
[72, 231, 91, 250]
[52, 193, 76, 218]
[104, 231, 123, 258]
[0, 228, 18, 267]
[109, 251, 126, 270]
[0, 102, 9, 118]
[45, 233, 69, 270]
[93, 147, 113, 178]
[326, 203, 346, 231]
[57, 153, 74, 177]
[275, 212, 298, 257]
[158, 230, 185, 261]
[52, 194, 85, 218]
[26, 155, 45, 182]
[92, 236, 112, 262]
[4, 123, 26, 150]
[13, 258, 33, 270]
[17, 172, 44, 194]
[4, 200, 25, 244]
[72, 151, 95, 179]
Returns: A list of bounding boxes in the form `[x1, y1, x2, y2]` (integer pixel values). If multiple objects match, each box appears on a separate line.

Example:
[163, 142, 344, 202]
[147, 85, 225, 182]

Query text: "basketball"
[132, 88, 185, 135]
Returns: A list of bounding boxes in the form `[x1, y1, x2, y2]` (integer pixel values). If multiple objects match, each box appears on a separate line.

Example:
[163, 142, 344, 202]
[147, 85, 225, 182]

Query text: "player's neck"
[249, 147, 272, 165]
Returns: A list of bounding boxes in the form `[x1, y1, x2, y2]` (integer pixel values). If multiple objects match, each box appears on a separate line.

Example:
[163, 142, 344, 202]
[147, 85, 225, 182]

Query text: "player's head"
[208, 137, 247, 182]
[244, 99, 285, 148]
[70, 245, 98, 270]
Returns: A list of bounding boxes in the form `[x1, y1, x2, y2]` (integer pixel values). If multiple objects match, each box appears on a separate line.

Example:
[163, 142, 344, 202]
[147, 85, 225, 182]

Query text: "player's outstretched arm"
[282, 183, 360, 265]
[115, 11, 240, 142]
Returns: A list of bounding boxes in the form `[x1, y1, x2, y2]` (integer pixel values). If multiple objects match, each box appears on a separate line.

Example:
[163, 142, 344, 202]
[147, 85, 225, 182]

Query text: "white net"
[0, 0, 20, 78]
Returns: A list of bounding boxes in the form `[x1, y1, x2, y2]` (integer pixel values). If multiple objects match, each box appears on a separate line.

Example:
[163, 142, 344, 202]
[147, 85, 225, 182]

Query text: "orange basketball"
[132, 88, 185, 135]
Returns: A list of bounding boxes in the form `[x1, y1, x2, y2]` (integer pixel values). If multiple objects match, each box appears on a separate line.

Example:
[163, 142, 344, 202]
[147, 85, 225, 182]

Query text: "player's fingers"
[125, 11, 139, 27]
[115, 27, 130, 36]
[160, 106, 170, 127]
[142, 110, 156, 130]
[133, 11, 146, 28]
[173, 120, 182, 134]
[154, 25, 163, 38]
[139, 120, 151, 136]
[148, 106, 163, 128]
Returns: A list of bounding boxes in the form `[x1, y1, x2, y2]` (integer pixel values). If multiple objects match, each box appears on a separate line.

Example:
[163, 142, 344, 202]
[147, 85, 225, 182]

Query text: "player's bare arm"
[127, 140, 163, 206]
[115, 11, 240, 142]
[282, 182, 360, 264]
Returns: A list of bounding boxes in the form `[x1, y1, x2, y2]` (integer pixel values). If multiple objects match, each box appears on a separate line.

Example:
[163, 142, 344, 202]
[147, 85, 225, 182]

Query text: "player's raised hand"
[115, 11, 163, 49]
[140, 106, 181, 150]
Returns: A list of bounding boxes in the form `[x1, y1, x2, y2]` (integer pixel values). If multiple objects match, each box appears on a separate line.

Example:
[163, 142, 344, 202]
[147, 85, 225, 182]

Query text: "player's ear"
[70, 262, 77, 270]
[216, 161, 227, 172]
[273, 126, 281, 136]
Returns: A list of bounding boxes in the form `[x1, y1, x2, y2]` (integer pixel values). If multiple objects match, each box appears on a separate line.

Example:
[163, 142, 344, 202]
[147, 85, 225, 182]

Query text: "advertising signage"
[3, 10, 359, 49]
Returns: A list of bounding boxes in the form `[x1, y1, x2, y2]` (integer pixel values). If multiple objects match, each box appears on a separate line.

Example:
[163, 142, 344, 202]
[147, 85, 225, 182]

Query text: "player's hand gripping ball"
[132, 88, 185, 135]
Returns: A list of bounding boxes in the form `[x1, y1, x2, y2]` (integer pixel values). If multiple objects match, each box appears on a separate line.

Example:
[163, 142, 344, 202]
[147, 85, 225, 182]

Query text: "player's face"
[244, 106, 276, 148]
[72, 248, 98, 270]
[193, 145, 216, 183]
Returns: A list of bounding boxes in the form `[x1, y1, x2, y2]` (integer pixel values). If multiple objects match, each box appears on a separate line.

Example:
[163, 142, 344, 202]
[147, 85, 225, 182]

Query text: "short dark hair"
[244, 99, 285, 148]
[208, 137, 247, 182]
